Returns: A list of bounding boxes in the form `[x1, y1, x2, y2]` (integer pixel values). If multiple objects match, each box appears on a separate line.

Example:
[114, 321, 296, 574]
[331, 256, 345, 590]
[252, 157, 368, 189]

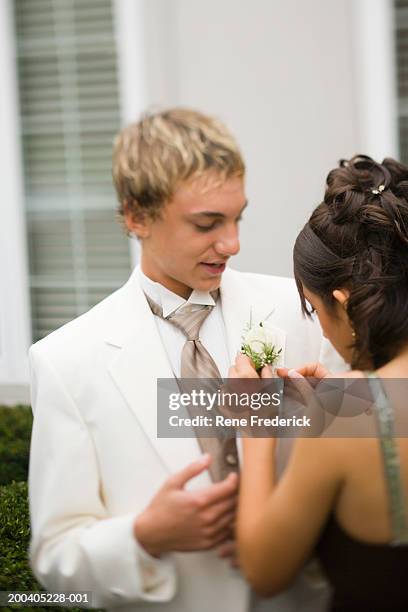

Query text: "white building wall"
[113, 0, 147, 267]
[0, 0, 31, 403]
[144, 0, 396, 277]
[351, 0, 399, 159]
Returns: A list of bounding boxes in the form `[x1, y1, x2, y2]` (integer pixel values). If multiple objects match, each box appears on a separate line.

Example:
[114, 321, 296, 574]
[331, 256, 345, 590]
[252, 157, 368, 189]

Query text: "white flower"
[242, 324, 275, 354]
[241, 317, 282, 371]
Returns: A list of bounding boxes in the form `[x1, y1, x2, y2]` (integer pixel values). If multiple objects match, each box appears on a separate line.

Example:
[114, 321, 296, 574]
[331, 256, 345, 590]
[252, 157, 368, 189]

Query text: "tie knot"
[167, 303, 213, 340]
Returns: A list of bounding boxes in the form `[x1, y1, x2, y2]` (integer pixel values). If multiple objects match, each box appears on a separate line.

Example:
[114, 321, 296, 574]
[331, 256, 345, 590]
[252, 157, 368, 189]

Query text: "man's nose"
[214, 227, 240, 257]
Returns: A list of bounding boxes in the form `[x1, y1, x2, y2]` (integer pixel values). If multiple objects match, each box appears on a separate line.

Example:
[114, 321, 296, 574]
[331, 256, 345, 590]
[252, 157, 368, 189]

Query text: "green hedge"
[0, 405, 32, 486]
[0, 480, 36, 590]
[0, 406, 97, 611]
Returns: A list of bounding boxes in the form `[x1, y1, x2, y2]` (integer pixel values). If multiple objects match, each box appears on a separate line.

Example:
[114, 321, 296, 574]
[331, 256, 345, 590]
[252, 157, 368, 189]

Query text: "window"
[395, 0, 408, 162]
[14, 0, 131, 342]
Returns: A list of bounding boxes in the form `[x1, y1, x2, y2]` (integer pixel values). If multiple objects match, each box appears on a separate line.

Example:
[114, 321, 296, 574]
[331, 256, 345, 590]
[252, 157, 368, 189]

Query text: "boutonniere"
[241, 310, 282, 372]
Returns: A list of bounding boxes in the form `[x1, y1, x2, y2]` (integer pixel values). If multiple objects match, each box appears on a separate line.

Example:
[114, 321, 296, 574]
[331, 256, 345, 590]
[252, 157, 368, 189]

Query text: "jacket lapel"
[106, 270, 207, 483]
[220, 268, 286, 367]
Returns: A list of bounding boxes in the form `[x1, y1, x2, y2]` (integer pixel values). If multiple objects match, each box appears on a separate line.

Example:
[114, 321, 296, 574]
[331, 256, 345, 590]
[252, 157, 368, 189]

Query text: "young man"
[29, 109, 341, 611]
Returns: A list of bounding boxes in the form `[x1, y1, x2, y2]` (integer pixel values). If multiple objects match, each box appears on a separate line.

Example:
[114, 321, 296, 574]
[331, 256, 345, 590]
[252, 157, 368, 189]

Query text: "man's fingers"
[218, 540, 239, 568]
[203, 532, 232, 551]
[206, 511, 236, 537]
[211, 495, 238, 516]
[168, 454, 212, 489]
[206, 494, 237, 518]
[201, 497, 237, 527]
[218, 540, 236, 558]
[197, 472, 239, 507]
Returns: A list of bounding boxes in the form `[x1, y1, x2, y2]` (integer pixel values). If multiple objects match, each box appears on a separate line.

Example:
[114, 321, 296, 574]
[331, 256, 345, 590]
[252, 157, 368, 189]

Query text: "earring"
[351, 330, 356, 338]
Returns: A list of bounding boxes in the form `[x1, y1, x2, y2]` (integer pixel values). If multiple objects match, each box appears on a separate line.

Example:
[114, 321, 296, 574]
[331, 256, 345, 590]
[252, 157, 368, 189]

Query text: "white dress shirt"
[138, 267, 231, 378]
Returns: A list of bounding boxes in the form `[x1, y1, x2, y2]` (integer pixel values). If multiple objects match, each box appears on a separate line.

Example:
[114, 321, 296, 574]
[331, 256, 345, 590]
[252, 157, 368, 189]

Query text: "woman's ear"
[332, 288, 350, 307]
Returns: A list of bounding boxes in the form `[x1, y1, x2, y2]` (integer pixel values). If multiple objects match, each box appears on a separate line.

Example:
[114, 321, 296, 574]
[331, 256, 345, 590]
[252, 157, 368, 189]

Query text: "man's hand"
[217, 540, 239, 569]
[133, 454, 238, 557]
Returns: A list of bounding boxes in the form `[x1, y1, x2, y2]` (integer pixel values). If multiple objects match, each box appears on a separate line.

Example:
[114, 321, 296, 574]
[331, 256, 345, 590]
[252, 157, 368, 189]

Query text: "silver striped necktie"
[145, 292, 222, 382]
[144, 291, 239, 481]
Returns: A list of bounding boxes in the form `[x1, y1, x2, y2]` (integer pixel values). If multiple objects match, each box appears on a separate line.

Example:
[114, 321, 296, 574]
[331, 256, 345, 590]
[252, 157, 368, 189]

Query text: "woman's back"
[332, 440, 408, 543]
[317, 372, 408, 611]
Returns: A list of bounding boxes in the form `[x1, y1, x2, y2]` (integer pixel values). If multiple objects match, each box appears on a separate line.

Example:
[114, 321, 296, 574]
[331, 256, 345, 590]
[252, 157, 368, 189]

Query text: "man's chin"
[194, 276, 223, 293]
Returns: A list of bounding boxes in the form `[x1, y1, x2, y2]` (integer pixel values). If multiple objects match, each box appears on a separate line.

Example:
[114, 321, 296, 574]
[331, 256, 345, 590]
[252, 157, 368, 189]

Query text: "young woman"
[233, 155, 408, 611]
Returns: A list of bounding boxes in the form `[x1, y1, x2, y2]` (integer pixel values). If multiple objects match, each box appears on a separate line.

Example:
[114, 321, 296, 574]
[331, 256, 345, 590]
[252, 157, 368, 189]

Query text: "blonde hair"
[112, 108, 245, 220]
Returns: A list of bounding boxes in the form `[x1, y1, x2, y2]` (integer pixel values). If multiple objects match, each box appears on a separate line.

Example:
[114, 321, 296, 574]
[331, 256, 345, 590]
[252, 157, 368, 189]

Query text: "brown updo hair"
[294, 154, 408, 369]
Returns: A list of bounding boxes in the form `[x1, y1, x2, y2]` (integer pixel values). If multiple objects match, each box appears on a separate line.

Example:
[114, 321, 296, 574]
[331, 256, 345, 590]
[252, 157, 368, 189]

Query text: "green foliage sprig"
[241, 341, 282, 371]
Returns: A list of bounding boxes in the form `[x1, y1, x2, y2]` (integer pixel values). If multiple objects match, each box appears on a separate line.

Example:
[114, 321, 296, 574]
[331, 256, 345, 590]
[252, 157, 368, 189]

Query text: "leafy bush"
[0, 405, 32, 486]
[0, 480, 35, 590]
[0, 480, 88, 611]
[0, 406, 100, 611]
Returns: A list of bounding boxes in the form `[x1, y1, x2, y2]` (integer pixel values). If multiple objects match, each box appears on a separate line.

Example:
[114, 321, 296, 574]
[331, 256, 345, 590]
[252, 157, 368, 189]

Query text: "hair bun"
[323, 154, 408, 246]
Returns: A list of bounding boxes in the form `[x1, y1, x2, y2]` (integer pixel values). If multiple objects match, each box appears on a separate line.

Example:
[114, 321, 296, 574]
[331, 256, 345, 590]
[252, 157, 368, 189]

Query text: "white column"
[0, 0, 32, 402]
[351, 0, 399, 159]
[113, 0, 148, 267]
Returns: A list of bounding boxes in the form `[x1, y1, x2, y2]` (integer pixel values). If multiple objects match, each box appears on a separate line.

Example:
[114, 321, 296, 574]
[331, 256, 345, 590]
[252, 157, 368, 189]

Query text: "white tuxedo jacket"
[28, 267, 341, 612]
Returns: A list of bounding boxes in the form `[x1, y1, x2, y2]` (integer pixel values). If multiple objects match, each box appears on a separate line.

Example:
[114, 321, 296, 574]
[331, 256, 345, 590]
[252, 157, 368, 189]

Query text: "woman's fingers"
[296, 362, 331, 378]
[234, 353, 258, 378]
[260, 365, 273, 379]
[228, 366, 238, 378]
[277, 362, 331, 379]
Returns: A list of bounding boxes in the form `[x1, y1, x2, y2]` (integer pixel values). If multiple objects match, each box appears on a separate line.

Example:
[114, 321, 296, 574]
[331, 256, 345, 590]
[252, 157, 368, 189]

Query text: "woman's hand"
[224, 354, 275, 436]
[276, 362, 332, 380]
[277, 364, 328, 436]
[229, 353, 273, 379]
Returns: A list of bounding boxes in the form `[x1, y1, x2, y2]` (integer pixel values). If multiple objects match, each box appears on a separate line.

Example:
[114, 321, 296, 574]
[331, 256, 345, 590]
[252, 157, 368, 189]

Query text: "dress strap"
[366, 373, 408, 545]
